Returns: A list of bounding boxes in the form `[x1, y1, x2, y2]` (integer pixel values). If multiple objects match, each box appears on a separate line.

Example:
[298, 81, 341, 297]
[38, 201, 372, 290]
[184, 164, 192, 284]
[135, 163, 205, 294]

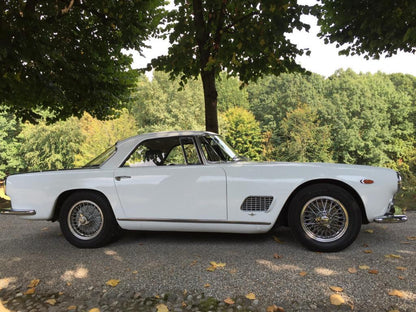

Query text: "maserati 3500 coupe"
[1, 131, 407, 251]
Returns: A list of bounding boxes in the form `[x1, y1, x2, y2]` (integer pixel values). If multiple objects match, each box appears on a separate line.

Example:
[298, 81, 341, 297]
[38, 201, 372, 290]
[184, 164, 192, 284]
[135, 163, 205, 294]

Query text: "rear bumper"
[0, 204, 36, 216]
[374, 213, 407, 223]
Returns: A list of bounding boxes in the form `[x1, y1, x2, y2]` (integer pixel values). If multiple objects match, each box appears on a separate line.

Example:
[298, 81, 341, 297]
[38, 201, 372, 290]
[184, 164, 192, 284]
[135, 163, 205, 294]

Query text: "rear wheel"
[288, 184, 362, 252]
[59, 191, 120, 248]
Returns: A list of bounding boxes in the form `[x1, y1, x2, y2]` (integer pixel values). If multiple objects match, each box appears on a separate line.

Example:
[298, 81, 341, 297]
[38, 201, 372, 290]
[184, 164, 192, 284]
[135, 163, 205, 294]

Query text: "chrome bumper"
[0, 205, 36, 216]
[374, 214, 407, 223]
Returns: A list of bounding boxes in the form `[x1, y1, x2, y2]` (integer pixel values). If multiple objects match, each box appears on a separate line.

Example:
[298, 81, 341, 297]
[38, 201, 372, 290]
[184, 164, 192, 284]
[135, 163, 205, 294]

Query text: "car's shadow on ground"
[118, 226, 295, 247]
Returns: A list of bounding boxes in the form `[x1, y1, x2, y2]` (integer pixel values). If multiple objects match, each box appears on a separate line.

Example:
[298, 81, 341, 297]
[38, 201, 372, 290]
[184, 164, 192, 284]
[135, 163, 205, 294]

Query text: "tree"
[18, 118, 84, 171]
[0, 0, 165, 122]
[74, 110, 138, 166]
[0, 108, 22, 179]
[150, 0, 310, 133]
[316, 0, 416, 59]
[277, 104, 332, 162]
[220, 107, 263, 160]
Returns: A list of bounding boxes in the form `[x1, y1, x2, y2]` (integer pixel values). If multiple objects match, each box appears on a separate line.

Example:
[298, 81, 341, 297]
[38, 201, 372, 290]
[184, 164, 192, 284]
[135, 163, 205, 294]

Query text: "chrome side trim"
[374, 214, 407, 223]
[0, 208, 37, 216]
[117, 218, 271, 226]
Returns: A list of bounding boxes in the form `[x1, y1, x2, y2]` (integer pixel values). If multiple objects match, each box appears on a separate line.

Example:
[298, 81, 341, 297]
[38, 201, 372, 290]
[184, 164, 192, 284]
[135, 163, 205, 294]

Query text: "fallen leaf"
[388, 310, 400, 312]
[245, 293, 256, 300]
[0, 301, 10, 312]
[365, 229, 374, 234]
[210, 261, 226, 268]
[181, 302, 187, 308]
[329, 286, 343, 292]
[299, 271, 307, 277]
[272, 236, 284, 243]
[204, 283, 211, 288]
[190, 260, 198, 266]
[368, 269, 379, 274]
[267, 305, 285, 312]
[207, 261, 226, 271]
[27, 279, 40, 288]
[407, 236, 416, 241]
[24, 288, 36, 295]
[67, 306, 77, 310]
[156, 303, 169, 312]
[359, 265, 370, 270]
[89, 309, 100, 312]
[330, 294, 345, 306]
[388, 289, 404, 298]
[66, 282, 72, 286]
[105, 279, 120, 287]
[385, 254, 402, 259]
[363, 250, 373, 254]
[273, 253, 282, 259]
[396, 266, 406, 271]
[224, 297, 235, 305]
[348, 267, 357, 274]
[183, 289, 187, 296]
[45, 299, 56, 306]
[132, 271, 138, 274]
[398, 276, 405, 280]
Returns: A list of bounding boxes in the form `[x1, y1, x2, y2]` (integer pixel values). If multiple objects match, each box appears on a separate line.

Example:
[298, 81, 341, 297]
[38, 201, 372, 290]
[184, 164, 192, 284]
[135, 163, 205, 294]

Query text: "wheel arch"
[51, 189, 112, 222]
[275, 179, 369, 228]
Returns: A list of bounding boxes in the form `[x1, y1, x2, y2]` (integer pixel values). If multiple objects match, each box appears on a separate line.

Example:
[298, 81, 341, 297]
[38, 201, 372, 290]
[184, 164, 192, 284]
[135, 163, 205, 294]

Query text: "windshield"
[199, 135, 241, 162]
[83, 145, 116, 168]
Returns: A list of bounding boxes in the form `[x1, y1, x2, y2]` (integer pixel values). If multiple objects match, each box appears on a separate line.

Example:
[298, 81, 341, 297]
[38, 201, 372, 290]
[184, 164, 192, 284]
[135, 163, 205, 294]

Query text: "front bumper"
[374, 213, 407, 223]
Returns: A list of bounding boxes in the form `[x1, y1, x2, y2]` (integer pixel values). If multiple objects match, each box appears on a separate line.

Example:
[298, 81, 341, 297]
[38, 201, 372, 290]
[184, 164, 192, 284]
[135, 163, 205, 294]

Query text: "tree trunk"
[192, 0, 219, 133]
[201, 70, 219, 133]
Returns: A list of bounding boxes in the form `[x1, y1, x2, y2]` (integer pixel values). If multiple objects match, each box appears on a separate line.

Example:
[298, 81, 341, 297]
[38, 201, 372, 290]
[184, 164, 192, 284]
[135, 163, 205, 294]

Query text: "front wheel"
[288, 184, 362, 252]
[59, 191, 120, 248]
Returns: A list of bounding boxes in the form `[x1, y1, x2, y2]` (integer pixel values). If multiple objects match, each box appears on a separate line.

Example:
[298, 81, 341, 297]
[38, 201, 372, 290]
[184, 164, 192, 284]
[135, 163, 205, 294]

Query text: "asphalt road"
[0, 212, 415, 311]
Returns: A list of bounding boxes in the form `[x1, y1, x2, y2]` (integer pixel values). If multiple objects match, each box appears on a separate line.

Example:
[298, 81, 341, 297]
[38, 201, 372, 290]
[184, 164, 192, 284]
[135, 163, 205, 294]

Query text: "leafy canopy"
[151, 0, 310, 84]
[0, 0, 165, 122]
[317, 0, 416, 59]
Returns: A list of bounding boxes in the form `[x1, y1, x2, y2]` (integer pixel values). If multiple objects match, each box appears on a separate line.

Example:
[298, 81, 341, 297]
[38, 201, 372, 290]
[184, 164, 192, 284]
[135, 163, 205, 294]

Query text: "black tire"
[59, 191, 121, 248]
[288, 183, 362, 252]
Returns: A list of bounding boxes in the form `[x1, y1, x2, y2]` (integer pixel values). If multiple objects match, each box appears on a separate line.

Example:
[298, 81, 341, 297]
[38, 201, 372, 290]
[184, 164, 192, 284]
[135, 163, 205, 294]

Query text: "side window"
[122, 136, 201, 167]
[200, 137, 222, 162]
[164, 145, 186, 165]
[181, 138, 201, 165]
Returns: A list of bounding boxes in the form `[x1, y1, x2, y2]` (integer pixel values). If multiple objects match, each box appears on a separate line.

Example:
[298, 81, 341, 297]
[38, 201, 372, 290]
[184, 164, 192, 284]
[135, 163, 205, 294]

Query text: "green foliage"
[150, 0, 311, 132]
[18, 118, 84, 171]
[220, 107, 263, 161]
[74, 110, 138, 167]
[317, 0, 416, 58]
[277, 104, 332, 162]
[129, 72, 205, 132]
[0, 0, 165, 122]
[0, 108, 22, 179]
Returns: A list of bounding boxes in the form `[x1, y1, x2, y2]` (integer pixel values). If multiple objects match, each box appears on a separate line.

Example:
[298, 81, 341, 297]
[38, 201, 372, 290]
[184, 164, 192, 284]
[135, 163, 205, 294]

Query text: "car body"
[1, 131, 407, 251]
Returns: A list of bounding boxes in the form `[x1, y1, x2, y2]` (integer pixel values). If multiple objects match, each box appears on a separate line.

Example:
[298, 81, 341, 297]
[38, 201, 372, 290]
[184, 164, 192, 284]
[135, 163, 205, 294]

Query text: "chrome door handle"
[115, 176, 131, 181]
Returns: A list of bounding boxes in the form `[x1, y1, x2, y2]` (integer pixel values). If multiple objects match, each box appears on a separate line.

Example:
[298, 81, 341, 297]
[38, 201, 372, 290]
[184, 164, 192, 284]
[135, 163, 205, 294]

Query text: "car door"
[113, 136, 227, 221]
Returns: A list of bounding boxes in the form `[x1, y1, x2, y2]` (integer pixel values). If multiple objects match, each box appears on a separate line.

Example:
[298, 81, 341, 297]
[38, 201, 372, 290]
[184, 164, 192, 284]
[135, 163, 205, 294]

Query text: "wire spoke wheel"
[300, 196, 348, 243]
[68, 200, 104, 240]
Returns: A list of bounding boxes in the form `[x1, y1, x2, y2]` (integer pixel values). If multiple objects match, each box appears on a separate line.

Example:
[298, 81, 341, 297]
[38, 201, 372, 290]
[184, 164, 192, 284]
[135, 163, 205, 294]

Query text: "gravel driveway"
[0, 212, 415, 312]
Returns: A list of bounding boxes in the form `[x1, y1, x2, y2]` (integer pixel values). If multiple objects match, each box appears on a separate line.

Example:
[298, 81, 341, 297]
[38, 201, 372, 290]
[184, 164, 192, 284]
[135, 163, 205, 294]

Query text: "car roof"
[117, 130, 218, 145]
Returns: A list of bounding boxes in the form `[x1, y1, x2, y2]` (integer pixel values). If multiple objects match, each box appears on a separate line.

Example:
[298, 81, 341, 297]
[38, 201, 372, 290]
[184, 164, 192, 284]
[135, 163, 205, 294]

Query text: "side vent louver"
[241, 196, 274, 212]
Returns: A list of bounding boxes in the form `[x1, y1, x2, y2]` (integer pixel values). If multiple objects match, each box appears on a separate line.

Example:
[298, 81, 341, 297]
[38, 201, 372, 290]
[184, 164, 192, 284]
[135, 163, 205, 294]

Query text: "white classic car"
[1, 131, 407, 251]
